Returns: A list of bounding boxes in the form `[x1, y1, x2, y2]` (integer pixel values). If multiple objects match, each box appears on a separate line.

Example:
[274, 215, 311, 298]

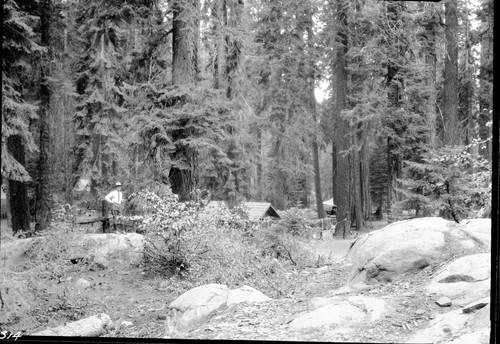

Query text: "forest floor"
[1, 218, 472, 342]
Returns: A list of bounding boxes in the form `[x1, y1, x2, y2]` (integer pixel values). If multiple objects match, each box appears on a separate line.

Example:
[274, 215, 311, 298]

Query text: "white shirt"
[105, 189, 123, 205]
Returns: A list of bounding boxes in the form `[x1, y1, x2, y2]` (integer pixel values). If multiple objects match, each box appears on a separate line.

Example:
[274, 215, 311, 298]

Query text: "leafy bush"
[272, 207, 317, 238]
[128, 188, 322, 297]
[397, 145, 491, 222]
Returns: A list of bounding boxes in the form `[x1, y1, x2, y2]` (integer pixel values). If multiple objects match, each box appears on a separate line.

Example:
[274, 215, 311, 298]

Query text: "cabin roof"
[206, 201, 281, 221]
[242, 202, 281, 221]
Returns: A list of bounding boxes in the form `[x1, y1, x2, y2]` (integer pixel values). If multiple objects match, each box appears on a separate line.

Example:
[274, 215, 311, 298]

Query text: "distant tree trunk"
[421, 2, 438, 149]
[332, 142, 337, 203]
[170, 0, 198, 201]
[463, 0, 477, 158]
[305, 10, 325, 219]
[7, 136, 31, 233]
[443, 0, 460, 146]
[225, 0, 243, 100]
[478, 0, 493, 161]
[352, 132, 363, 230]
[334, 0, 350, 237]
[257, 129, 263, 201]
[226, 0, 244, 200]
[35, 0, 52, 232]
[385, 2, 405, 223]
[212, 0, 226, 90]
[360, 137, 371, 223]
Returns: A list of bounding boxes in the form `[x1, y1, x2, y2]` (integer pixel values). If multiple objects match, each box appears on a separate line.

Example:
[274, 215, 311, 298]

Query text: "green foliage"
[396, 145, 491, 222]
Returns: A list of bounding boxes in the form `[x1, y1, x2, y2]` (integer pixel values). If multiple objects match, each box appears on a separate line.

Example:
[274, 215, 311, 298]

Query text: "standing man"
[103, 182, 123, 232]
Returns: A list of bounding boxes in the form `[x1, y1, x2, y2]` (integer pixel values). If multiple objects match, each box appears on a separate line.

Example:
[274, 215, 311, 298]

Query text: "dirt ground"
[1, 218, 477, 341]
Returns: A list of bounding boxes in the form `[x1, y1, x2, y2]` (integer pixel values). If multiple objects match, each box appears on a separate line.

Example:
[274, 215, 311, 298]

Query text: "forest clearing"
[1, 0, 496, 342]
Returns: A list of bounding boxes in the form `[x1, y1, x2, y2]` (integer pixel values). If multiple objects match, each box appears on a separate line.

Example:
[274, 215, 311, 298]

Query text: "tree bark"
[385, 2, 405, 223]
[172, 1, 197, 85]
[421, 2, 438, 150]
[35, 0, 52, 232]
[443, 0, 460, 146]
[334, 0, 351, 237]
[170, 0, 198, 201]
[212, 0, 226, 90]
[478, 0, 493, 161]
[7, 136, 31, 233]
[352, 130, 362, 230]
[305, 10, 325, 219]
[360, 140, 371, 222]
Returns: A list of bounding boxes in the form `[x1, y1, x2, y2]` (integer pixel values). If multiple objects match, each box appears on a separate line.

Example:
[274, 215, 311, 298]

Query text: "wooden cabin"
[206, 201, 281, 222]
[241, 202, 281, 221]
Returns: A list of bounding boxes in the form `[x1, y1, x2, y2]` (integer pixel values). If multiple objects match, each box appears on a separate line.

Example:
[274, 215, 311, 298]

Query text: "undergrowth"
[130, 187, 320, 297]
[1, 223, 95, 333]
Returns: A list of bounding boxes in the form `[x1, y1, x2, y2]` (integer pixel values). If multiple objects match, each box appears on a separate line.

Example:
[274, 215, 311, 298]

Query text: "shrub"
[397, 145, 491, 222]
[130, 188, 318, 296]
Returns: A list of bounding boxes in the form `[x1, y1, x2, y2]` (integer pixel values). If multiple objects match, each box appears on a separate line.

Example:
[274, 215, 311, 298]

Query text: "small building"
[205, 201, 281, 222]
[241, 202, 281, 221]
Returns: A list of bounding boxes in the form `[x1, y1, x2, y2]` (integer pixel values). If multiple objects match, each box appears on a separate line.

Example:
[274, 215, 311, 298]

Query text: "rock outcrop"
[70, 233, 145, 268]
[33, 313, 113, 336]
[346, 217, 490, 288]
[289, 295, 387, 330]
[347, 218, 454, 287]
[426, 253, 490, 306]
[165, 284, 271, 336]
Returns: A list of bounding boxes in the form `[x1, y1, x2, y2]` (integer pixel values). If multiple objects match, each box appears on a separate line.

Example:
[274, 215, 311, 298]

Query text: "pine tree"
[2, 0, 41, 232]
[72, 0, 135, 204]
[34, 0, 53, 231]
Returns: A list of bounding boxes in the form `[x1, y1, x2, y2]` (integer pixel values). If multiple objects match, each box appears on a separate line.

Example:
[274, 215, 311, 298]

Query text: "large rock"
[458, 219, 491, 247]
[33, 313, 113, 336]
[70, 233, 145, 268]
[467, 304, 490, 330]
[347, 218, 455, 287]
[227, 285, 271, 306]
[447, 328, 490, 344]
[406, 309, 470, 343]
[407, 303, 490, 344]
[165, 284, 271, 335]
[289, 296, 386, 329]
[426, 253, 490, 306]
[289, 303, 366, 329]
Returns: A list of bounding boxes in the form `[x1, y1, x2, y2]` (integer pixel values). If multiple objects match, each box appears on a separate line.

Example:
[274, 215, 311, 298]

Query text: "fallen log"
[33, 313, 113, 336]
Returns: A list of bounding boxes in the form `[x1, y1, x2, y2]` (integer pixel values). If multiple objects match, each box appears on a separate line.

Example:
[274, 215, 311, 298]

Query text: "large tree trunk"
[170, 0, 198, 201]
[443, 0, 460, 146]
[333, 0, 350, 237]
[7, 136, 31, 233]
[35, 0, 52, 232]
[172, 1, 197, 85]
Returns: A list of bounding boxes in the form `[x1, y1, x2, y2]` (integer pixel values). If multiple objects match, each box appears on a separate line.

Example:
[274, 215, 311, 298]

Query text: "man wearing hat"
[103, 182, 124, 232]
